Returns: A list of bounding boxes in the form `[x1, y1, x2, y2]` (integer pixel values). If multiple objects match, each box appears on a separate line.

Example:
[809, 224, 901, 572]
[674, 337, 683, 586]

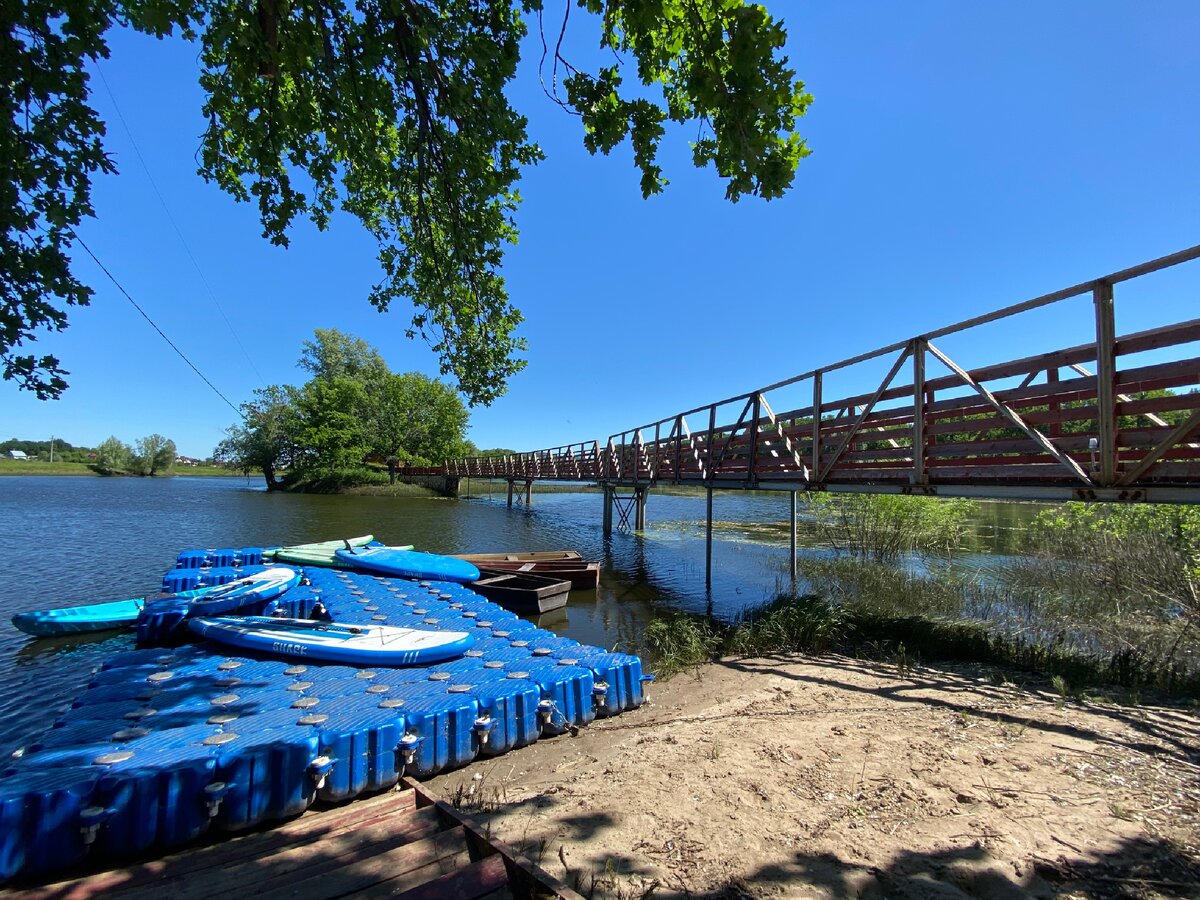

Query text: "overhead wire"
[91, 60, 267, 386]
[71, 231, 242, 417]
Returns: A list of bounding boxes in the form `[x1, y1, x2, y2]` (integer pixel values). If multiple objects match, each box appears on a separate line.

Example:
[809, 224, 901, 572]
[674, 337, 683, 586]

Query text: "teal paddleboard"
[12, 586, 213, 638]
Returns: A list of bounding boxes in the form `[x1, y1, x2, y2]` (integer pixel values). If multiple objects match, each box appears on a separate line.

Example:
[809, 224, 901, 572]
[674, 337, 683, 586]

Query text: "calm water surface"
[0, 476, 1038, 756]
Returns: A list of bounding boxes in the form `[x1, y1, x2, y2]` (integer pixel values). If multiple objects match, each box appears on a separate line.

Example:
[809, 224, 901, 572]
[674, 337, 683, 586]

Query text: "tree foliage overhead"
[5, 0, 811, 405]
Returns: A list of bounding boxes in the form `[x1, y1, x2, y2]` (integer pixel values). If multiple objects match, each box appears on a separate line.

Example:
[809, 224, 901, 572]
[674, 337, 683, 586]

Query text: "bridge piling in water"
[706, 487, 713, 588]
[505, 478, 532, 508]
[602, 484, 649, 534]
[790, 490, 798, 582]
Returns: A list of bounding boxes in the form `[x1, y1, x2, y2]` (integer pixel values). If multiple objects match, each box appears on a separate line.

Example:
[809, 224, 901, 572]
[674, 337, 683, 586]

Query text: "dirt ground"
[429, 654, 1200, 899]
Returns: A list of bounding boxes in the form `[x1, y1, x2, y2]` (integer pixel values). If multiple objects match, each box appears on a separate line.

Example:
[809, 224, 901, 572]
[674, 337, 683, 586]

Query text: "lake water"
[0, 476, 1037, 756]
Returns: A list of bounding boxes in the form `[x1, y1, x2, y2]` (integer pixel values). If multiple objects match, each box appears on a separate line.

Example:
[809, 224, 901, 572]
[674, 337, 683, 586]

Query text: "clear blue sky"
[3, 1, 1198, 458]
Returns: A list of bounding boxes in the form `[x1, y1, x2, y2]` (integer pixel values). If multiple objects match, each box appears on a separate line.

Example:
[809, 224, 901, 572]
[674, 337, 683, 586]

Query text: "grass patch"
[341, 481, 446, 498]
[0, 459, 95, 476]
[639, 595, 848, 678]
[640, 614, 723, 678]
[728, 593, 846, 656]
[285, 467, 391, 493]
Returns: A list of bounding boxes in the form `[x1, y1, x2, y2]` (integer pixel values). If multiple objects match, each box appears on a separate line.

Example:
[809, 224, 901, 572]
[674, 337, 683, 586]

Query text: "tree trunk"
[263, 464, 281, 491]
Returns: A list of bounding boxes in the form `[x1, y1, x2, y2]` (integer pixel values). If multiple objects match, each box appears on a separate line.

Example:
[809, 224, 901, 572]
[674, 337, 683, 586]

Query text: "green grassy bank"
[0, 459, 244, 477]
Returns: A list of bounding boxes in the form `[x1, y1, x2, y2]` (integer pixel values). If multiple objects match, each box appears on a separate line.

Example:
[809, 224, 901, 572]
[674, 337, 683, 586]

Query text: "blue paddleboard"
[185, 566, 301, 615]
[334, 546, 480, 584]
[188, 616, 475, 665]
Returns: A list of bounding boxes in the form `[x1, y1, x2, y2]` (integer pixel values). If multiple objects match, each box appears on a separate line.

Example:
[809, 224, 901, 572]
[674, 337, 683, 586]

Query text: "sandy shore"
[430, 654, 1200, 899]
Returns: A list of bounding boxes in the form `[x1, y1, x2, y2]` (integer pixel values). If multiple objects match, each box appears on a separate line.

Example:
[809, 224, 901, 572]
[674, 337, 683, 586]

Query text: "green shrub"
[728, 593, 845, 656]
[640, 614, 722, 678]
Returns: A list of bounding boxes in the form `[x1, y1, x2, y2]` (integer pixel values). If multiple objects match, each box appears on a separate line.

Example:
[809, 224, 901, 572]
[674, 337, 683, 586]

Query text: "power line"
[92, 61, 267, 386]
[72, 231, 242, 417]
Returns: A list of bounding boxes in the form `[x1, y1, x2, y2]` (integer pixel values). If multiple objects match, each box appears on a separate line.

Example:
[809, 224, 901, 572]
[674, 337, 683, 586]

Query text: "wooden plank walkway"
[6, 778, 582, 900]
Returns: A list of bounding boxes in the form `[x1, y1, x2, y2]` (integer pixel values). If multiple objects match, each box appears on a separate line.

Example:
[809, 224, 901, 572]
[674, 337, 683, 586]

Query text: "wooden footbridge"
[447, 246, 1200, 575]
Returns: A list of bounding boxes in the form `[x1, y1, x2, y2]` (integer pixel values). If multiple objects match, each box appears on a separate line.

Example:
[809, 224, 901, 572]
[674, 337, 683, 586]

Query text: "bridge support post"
[602, 484, 613, 535]
[705, 486, 713, 589]
[1094, 281, 1117, 485]
[506, 479, 514, 508]
[634, 486, 648, 531]
[524, 479, 533, 506]
[789, 490, 797, 583]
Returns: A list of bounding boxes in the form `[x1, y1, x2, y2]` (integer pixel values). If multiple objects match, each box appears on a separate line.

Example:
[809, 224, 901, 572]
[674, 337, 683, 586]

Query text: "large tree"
[214, 383, 299, 488]
[298, 328, 390, 386]
[369, 371, 470, 465]
[217, 329, 472, 485]
[4, 1, 811, 404]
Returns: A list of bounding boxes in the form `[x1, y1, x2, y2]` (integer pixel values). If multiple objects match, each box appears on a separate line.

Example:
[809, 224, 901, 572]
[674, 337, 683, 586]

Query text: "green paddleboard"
[268, 535, 374, 566]
[268, 535, 414, 567]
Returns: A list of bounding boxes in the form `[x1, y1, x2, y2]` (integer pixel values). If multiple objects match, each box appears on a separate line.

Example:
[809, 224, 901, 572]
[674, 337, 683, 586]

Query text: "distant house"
[175, 455, 203, 467]
[6, 450, 28, 460]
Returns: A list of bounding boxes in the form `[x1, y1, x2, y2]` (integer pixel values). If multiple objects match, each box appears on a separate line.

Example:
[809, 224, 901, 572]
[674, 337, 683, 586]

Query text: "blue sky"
[3, 1, 1198, 458]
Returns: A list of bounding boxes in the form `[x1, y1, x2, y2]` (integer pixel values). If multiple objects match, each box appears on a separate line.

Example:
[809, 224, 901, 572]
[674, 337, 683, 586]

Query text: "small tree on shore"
[93, 436, 131, 474]
[134, 434, 176, 475]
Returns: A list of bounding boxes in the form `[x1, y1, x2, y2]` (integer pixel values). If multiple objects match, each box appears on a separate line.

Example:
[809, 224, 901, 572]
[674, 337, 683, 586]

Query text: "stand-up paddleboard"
[188, 616, 475, 665]
[12, 587, 214, 638]
[334, 546, 480, 584]
[185, 567, 301, 615]
[267, 535, 374, 566]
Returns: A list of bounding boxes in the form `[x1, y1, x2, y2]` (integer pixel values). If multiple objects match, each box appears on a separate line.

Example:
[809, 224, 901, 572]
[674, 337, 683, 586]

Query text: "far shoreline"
[0, 460, 246, 478]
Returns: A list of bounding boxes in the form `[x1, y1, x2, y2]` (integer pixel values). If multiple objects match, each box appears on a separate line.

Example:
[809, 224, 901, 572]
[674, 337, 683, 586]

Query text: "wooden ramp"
[11, 778, 582, 900]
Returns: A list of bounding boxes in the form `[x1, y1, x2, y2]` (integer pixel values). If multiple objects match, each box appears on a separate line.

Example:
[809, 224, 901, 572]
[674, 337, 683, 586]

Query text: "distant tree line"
[1, 437, 89, 462]
[2, 435, 181, 474]
[216, 330, 475, 491]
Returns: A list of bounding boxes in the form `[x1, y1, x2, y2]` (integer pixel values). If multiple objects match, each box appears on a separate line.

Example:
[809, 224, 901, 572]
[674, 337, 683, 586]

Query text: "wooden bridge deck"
[449, 246, 1200, 504]
[9, 778, 581, 900]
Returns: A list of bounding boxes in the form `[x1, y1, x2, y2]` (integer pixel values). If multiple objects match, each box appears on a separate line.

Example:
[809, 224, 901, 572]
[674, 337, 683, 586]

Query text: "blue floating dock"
[0, 559, 648, 884]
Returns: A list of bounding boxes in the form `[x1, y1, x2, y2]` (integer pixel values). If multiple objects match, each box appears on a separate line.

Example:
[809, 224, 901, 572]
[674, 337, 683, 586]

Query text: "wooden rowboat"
[470, 569, 571, 615]
[463, 559, 599, 590]
[455, 550, 582, 563]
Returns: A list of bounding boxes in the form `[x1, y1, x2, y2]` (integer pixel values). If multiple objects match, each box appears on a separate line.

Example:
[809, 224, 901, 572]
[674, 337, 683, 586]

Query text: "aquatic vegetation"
[727, 593, 845, 656]
[800, 494, 977, 562]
